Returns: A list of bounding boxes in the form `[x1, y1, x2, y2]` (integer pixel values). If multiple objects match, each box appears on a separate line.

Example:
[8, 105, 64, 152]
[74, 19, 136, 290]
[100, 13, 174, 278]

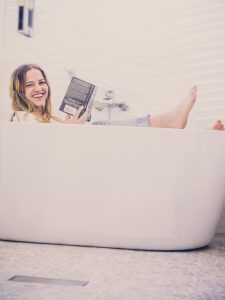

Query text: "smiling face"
[24, 68, 49, 108]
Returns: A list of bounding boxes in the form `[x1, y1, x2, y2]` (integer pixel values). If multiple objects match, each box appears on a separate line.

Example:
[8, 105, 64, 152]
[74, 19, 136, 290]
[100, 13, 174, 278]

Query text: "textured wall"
[0, 0, 225, 231]
[1, 1, 225, 123]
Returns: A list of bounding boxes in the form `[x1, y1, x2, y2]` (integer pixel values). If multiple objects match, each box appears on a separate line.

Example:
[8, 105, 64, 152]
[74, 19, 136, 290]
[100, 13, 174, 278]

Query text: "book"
[59, 76, 96, 121]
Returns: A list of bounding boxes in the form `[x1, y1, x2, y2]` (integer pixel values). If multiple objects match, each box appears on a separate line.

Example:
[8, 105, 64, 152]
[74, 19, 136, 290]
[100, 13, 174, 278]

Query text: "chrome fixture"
[94, 90, 129, 122]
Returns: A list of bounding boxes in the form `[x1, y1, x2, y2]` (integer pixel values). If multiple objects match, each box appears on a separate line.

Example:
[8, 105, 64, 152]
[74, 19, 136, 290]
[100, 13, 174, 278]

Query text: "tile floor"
[0, 235, 225, 300]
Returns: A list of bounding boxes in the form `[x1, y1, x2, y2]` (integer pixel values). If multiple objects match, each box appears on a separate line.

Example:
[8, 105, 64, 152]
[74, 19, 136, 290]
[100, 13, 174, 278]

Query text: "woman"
[9, 64, 86, 124]
[9, 64, 224, 130]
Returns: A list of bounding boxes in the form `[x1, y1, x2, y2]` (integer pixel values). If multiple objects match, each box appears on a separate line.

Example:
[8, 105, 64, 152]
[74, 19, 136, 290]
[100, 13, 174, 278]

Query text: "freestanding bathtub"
[0, 121, 225, 250]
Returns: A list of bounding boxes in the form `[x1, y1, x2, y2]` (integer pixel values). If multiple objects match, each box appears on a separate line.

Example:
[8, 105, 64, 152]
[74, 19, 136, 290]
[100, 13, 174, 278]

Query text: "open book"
[59, 76, 96, 121]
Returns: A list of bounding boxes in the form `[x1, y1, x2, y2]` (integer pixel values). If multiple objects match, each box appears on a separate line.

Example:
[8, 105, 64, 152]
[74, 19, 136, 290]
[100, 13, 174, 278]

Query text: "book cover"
[59, 76, 96, 121]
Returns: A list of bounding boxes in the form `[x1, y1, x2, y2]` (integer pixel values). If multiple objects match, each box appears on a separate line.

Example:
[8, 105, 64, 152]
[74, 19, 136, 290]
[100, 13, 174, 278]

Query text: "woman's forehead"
[25, 68, 44, 81]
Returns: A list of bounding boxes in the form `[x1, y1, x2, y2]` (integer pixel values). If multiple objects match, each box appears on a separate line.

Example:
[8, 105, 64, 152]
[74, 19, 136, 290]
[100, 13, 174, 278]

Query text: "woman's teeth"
[33, 94, 44, 98]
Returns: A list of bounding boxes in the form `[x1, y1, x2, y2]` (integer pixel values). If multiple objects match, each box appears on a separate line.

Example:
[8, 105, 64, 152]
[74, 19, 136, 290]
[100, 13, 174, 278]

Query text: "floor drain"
[8, 275, 89, 287]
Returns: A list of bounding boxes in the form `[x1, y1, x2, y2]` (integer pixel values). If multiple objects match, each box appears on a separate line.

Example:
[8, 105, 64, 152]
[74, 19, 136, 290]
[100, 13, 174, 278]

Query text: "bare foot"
[211, 120, 225, 130]
[149, 86, 197, 129]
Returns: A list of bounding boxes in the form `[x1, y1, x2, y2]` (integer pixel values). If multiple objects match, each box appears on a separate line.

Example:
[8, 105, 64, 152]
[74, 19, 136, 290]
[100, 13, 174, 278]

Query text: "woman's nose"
[33, 83, 42, 91]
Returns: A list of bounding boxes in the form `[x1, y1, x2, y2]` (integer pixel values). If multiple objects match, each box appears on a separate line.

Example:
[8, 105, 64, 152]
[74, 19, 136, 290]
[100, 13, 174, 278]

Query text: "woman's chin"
[34, 101, 46, 109]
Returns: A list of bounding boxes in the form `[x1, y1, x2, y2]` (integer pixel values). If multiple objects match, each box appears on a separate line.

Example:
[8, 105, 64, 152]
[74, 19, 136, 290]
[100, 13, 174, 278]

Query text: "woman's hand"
[211, 120, 224, 130]
[64, 106, 87, 124]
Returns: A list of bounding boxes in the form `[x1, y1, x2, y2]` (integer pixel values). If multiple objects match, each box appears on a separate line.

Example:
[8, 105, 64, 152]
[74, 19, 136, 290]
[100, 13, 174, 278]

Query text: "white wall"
[1, 0, 225, 232]
[1, 0, 225, 123]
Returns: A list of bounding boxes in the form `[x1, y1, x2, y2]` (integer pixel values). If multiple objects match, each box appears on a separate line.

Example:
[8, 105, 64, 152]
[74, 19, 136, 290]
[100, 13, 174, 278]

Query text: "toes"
[216, 120, 224, 130]
[213, 120, 225, 130]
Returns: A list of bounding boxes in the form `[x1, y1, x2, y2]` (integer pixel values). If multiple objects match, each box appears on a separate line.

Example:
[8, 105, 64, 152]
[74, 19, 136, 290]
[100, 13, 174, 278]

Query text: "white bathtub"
[0, 122, 225, 250]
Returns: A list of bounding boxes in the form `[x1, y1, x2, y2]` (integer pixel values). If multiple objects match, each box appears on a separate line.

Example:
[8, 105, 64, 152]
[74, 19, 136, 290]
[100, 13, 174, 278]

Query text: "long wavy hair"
[9, 64, 53, 122]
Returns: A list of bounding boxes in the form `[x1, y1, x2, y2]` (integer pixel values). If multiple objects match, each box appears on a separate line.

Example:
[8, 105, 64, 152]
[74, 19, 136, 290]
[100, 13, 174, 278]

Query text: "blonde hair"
[9, 64, 53, 122]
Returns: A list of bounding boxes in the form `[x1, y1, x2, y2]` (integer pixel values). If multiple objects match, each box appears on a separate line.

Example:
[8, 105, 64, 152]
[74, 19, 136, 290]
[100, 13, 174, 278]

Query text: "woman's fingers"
[74, 106, 87, 123]
[75, 105, 85, 117]
[64, 106, 87, 124]
[79, 111, 88, 123]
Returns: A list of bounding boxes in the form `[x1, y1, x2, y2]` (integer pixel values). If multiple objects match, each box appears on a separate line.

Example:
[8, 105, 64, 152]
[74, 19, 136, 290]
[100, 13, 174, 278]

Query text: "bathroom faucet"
[94, 90, 129, 122]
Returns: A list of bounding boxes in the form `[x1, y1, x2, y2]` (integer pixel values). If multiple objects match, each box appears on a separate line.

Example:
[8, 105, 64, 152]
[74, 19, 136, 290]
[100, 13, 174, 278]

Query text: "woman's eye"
[25, 84, 33, 87]
[40, 81, 46, 85]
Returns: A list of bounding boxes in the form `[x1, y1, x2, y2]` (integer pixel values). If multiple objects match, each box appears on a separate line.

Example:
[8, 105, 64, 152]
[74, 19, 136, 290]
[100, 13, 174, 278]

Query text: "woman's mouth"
[32, 93, 45, 98]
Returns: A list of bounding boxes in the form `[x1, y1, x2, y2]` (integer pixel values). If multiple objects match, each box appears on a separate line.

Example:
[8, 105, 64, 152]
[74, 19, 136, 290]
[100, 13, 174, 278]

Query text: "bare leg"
[148, 86, 197, 129]
[211, 120, 225, 130]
